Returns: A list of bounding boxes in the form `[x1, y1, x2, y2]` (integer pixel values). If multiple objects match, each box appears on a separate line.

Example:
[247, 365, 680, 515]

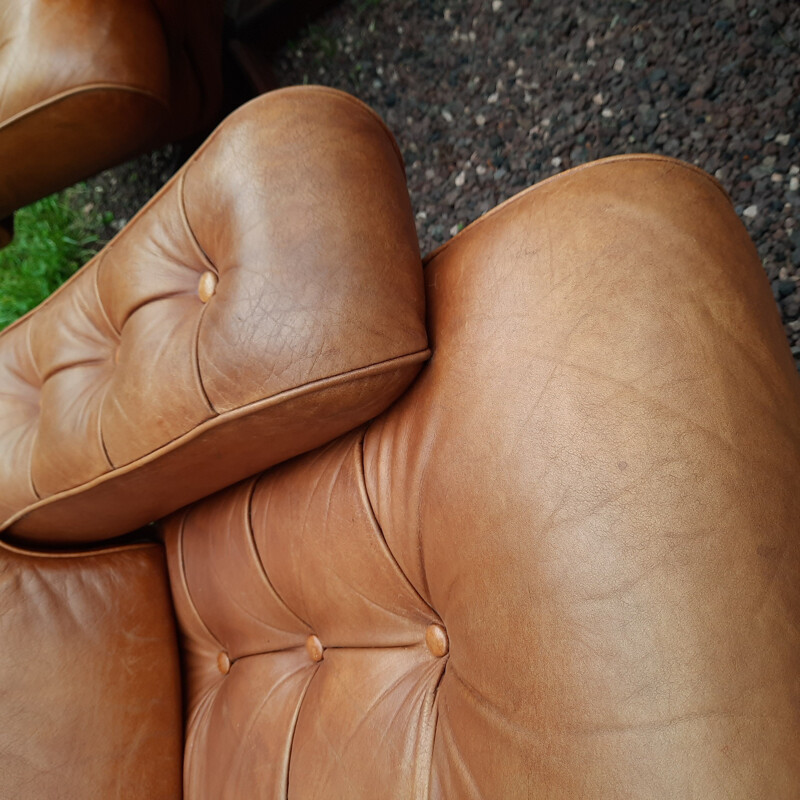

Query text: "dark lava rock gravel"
[274, 0, 800, 365]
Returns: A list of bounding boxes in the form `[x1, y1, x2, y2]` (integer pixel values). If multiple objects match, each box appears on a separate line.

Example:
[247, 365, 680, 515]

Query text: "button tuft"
[217, 651, 231, 675]
[306, 635, 324, 662]
[425, 624, 449, 657]
[198, 270, 218, 303]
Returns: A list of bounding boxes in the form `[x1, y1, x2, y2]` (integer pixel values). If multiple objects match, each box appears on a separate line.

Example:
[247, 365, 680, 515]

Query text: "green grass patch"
[0, 189, 99, 330]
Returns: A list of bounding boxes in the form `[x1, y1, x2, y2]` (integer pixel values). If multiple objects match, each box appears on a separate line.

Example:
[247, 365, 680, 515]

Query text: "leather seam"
[191, 303, 215, 415]
[183, 681, 222, 792]
[0, 539, 160, 559]
[23, 322, 42, 502]
[116, 288, 199, 333]
[177, 169, 217, 273]
[92, 251, 119, 336]
[96, 391, 115, 471]
[2, 348, 431, 532]
[0, 82, 167, 133]
[423, 154, 733, 265]
[93, 253, 120, 470]
[245, 476, 314, 631]
[175, 509, 223, 649]
[177, 169, 216, 414]
[355, 429, 439, 619]
[230, 641, 431, 659]
[283, 662, 320, 800]
[417, 658, 446, 799]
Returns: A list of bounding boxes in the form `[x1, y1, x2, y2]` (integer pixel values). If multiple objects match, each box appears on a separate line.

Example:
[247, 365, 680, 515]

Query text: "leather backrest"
[165, 155, 800, 796]
[0, 87, 427, 543]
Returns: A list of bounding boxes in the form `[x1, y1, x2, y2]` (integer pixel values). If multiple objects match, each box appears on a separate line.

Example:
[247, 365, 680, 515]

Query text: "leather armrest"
[0, 87, 428, 544]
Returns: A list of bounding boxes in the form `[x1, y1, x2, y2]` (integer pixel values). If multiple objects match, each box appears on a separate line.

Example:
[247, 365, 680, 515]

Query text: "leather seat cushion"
[0, 541, 182, 799]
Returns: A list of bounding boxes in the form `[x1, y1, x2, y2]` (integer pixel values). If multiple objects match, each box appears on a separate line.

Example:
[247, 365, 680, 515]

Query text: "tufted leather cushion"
[0, 0, 222, 228]
[164, 428, 447, 797]
[0, 87, 428, 543]
[165, 155, 800, 796]
[0, 540, 182, 798]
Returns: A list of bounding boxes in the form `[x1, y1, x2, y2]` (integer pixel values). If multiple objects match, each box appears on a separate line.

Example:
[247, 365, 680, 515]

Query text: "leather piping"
[423, 154, 732, 266]
[282, 661, 320, 800]
[175, 509, 223, 650]
[245, 477, 314, 632]
[355, 429, 439, 619]
[0, 82, 167, 132]
[0, 538, 159, 559]
[22, 322, 41, 501]
[1, 348, 431, 532]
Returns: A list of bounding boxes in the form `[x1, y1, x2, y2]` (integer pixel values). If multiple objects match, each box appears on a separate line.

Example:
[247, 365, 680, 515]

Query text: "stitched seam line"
[178, 169, 217, 414]
[176, 510, 223, 649]
[0, 82, 167, 133]
[417, 658, 446, 799]
[177, 169, 217, 272]
[423, 154, 732, 265]
[245, 477, 313, 631]
[0, 539, 160, 559]
[1, 348, 431, 531]
[355, 429, 439, 618]
[23, 322, 42, 502]
[283, 663, 320, 799]
[182, 682, 222, 793]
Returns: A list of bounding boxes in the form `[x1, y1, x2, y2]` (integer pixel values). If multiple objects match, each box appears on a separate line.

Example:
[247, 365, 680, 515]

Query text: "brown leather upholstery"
[0, 0, 223, 231]
[0, 87, 428, 544]
[160, 154, 800, 796]
[1, 87, 799, 797]
[0, 540, 182, 799]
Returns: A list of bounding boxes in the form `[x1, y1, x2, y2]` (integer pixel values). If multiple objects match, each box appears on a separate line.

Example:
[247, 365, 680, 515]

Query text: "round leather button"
[217, 651, 231, 675]
[306, 635, 324, 662]
[425, 624, 449, 657]
[198, 270, 218, 302]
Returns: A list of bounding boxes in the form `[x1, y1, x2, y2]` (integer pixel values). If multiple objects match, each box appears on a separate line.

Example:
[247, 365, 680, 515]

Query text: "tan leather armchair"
[0, 0, 223, 247]
[1, 86, 798, 798]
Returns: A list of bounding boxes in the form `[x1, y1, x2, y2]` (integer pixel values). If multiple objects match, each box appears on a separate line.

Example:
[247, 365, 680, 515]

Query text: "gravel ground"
[75, 145, 184, 243]
[274, 0, 800, 364]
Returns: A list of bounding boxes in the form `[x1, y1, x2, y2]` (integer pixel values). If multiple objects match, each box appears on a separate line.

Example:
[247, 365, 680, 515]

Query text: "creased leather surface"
[0, 87, 428, 543]
[365, 156, 800, 797]
[164, 429, 445, 799]
[167, 155, 800, 797]
[0, 0, 222, 223]
[0, 541, 182, 799]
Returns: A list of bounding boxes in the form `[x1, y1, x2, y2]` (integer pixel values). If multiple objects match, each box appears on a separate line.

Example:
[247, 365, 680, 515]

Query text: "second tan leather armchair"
[0, 0, 223, 247]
